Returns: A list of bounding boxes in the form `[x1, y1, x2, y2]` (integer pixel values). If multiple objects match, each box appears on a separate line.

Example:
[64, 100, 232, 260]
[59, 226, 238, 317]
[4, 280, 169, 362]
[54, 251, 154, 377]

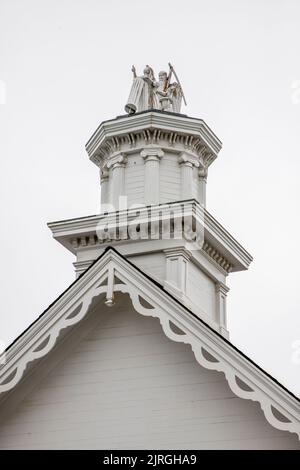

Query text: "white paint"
[0, 300, 298, 450]
[0, 250, 298, 441]
[124, 153, 145, 207]
[1, 0, 300, 403]
[159, 152, 181, 203]
[164, 248, 189, 296]
[107, 154, 127, 210]
[186, 261, 217, 322]
[141, 148, 163, 205]
[198, 167, 207, 207]
[129, 252, 166, 283]
[86, 112, 218, 210]
[100, 168, 109, 206]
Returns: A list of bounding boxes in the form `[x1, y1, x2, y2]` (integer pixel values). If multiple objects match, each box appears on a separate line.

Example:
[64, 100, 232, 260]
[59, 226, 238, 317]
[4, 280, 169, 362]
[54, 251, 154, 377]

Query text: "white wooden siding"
[124, 155, 145, 207]
[0, 299, 298, 450]
[160, 153, 181, 203]
[129, 253, 165, 283]
[187, 263, 216, 321]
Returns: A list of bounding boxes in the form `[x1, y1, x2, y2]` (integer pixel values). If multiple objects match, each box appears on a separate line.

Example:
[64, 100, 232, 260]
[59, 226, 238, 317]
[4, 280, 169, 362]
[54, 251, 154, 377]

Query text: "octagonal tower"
[86, 110, 221, 210]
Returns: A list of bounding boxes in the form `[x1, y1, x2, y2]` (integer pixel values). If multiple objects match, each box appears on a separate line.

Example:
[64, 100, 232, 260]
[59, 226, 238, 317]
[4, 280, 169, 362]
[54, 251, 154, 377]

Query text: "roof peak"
[0, 246, 299, 439]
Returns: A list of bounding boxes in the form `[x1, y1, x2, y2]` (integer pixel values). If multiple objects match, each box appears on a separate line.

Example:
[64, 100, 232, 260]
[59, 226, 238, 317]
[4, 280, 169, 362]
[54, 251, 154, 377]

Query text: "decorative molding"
[215, 281, 230, 338]
[106, 152, 127, 170]
[70, 234, 233, 276]
[73, 260, 93, 277]
[164, 247, 191, 297]
[178, 152, 200, 200]
[141, 147, 164, 205]
[202, 241, 233, 273]
[216, 281, 230, 296]
[48, 201, 252, 273]
[198, 166, 208, 182]
[178, 152, 200, 168]
[140, 147, 164, 162]
[71, 235, 98, 249]
[163, 247, 192, 262]
[85, 111, 221, 170]
[0, 249, 299, 439]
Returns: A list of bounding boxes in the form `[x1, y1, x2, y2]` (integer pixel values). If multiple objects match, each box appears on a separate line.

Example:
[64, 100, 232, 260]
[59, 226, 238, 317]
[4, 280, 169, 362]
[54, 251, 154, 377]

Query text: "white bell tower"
[48, 64, 253, 339]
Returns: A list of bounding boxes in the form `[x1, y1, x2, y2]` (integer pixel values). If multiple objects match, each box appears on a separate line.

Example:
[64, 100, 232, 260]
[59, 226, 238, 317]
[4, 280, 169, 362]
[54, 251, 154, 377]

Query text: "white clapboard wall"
[124, 154, 145, 207]
[0, 296, 298, 450]
[159, 152, 181, 203]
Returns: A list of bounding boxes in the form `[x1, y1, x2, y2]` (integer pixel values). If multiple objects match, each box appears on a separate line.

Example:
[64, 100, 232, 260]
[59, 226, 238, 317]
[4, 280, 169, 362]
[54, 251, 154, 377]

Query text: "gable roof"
[0, 247, 299, 439]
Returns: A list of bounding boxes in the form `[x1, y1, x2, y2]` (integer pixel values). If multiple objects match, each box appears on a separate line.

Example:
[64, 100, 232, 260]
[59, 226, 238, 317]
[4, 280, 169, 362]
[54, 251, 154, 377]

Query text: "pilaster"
[216, 282, 230, 338]
[163, 247, 192, 298]
[141, 148, 164, 205]
[107, 153, 127, 210]
[178, 152, 200, 200]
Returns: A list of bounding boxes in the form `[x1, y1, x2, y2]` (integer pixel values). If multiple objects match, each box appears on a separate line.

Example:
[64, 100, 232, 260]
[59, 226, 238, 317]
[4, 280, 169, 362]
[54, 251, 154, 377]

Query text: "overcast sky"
[0, 0, 299, 395]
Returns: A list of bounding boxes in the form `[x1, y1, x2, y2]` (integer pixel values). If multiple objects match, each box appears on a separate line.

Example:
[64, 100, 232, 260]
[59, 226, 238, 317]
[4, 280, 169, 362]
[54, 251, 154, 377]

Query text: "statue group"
[125, 63, 185, 115]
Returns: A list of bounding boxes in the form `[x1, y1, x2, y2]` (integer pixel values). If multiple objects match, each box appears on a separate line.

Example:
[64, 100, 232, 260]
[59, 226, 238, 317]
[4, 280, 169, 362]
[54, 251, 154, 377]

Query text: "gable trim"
[0, 247, 299, 440]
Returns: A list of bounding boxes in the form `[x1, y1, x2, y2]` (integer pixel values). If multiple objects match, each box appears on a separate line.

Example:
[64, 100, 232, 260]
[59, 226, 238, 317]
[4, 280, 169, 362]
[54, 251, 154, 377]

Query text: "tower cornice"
[85, 110, 222, 169]
[47, 200, 253, 273]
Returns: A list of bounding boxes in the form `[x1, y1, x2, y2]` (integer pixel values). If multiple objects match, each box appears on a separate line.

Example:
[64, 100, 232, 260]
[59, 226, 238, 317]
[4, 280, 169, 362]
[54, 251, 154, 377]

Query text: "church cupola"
[48, 63, 253, 339]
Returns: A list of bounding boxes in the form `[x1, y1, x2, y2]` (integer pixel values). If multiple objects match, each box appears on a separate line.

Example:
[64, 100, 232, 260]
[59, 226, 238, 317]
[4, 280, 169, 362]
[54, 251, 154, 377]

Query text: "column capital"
[163, 247, 192, 262]
[107, 152, 128, 170]
[141, 147, 164, 162]
[178, 152, 200, 168]
[142, 147, 163, 205]
[215, 282, 230, 296]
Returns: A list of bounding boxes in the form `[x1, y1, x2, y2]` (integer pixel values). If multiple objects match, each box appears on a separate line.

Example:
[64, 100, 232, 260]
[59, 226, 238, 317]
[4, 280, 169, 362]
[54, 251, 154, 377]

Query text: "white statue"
[125, 63, 186, 115]
[125, 65, 158, 114]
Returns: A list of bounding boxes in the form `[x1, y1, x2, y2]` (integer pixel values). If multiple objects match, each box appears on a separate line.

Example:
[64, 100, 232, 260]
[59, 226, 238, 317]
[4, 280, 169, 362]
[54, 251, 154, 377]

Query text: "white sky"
[0, 0, 299, 395]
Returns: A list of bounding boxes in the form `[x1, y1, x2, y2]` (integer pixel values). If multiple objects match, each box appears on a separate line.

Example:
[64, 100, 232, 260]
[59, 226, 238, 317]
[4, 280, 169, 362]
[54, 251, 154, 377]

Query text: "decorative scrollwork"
[0, 264, 298, 440]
